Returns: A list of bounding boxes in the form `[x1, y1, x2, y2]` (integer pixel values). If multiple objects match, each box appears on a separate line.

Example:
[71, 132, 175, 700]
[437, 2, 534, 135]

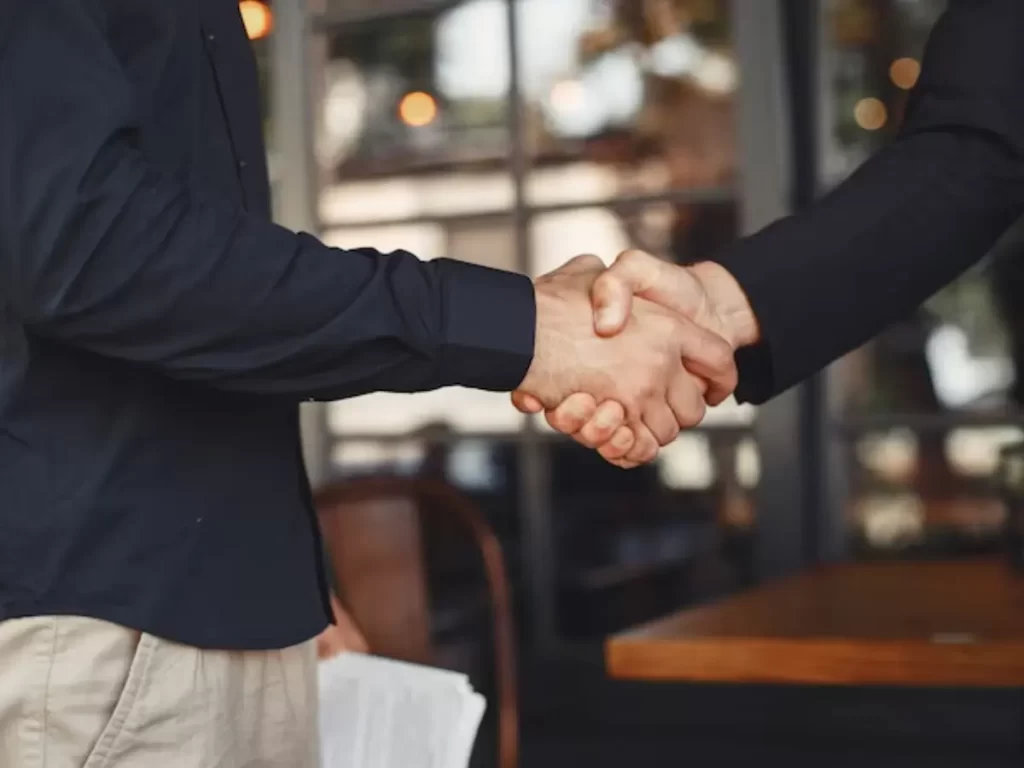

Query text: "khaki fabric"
[0, 616, 318, 768]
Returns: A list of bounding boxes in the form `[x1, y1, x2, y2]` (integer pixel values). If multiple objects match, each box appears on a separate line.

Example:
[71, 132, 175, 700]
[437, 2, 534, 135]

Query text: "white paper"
[318, 653, 487, 768]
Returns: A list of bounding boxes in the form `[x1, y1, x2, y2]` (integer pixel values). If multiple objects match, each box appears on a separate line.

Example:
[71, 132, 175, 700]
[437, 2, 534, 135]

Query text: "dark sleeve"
[713, 0, 1024, 404]
[0, 0, 535, 402]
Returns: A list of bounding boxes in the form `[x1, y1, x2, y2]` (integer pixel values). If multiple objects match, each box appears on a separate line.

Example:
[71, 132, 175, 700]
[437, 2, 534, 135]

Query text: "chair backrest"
[316, 489, 433, 663]
[314, 476, 519, 768]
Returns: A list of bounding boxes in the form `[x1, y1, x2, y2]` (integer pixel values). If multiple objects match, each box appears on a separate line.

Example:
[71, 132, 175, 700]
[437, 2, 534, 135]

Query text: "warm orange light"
[854, 97, 887, 131]
[889, 57, 921, 90]
[398, 91, 438, 128]
[239, 1, 273, 40]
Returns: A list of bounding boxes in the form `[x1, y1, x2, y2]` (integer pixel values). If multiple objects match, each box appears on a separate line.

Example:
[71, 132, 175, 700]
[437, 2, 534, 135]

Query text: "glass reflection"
[318, 6, 511, 177]
[314, 0, 736, 201]
[518, 0, 737, 203]
[529, 201, 735, 276]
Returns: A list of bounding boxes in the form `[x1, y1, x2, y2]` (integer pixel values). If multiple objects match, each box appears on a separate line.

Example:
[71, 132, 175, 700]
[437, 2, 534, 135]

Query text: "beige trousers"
[0, 616, 319, 768]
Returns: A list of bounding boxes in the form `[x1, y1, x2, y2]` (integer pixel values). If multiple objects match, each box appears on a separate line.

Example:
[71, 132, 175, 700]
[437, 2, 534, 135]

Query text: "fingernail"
[595, 310, 614, 330]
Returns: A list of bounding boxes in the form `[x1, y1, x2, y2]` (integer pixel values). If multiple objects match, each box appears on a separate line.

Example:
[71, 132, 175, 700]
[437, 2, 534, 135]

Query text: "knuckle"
[707, 342, 734, 371]
[592, 271, 622, 299]
[681, 401, 707, 428]
[657, 429, 677, 447]
[670, 391, 703, 429]
[637, 379, 659, 402]
[618, 248, 649, 267]
[615, 249, 659, 285]
[546, 411, 575, 434]
[708, 342, 733, 372]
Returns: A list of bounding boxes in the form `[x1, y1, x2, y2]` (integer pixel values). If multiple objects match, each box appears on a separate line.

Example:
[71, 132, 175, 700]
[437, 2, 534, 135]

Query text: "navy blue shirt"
[0, 0, 536, 649]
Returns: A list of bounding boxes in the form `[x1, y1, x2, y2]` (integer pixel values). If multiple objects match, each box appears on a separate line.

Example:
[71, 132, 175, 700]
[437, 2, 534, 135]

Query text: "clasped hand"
[513, 250, 755, 468]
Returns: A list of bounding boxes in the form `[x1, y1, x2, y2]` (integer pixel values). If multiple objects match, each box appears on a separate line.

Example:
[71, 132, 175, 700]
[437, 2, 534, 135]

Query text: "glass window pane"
[822, 0, 946, 183]
[319, 172, 515, 226]
[328, 389, 525, 436]
[323, 215, 520, 271]
[315, 5, 511, 182]
[848, 426, 1016, 558]
[528, 200, 737, 276]
[516, 0, 737, 205]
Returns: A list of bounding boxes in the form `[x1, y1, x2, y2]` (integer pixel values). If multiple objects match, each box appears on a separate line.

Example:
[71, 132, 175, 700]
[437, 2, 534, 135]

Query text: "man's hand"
[513, 251, 758, 467]
[514, 254, 738, 466]
[590, 250, 759, 348]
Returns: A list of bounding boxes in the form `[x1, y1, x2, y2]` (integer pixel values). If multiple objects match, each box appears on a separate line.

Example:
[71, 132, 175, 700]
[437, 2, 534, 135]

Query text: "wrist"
[519, 282, 568, 402]
[688, 262, 761, 348]
[519, 285, 550, 395]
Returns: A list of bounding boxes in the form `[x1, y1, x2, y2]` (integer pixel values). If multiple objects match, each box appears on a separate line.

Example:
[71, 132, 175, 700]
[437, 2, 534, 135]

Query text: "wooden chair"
[314, 476, 519, 768]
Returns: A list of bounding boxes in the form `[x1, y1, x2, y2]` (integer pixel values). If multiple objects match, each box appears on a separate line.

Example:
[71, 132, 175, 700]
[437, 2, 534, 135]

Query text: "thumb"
[511, 390, 544, 413]
[591, 249, 663, 336]
[557, 253, 605, 275]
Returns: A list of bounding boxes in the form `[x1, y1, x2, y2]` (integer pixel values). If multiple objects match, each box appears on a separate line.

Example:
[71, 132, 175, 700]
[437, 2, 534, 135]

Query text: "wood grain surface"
[607, 560, 1024, 686]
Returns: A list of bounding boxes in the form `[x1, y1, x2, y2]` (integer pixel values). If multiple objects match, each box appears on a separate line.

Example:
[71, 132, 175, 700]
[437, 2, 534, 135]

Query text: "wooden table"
[607, 559, 1024, 687]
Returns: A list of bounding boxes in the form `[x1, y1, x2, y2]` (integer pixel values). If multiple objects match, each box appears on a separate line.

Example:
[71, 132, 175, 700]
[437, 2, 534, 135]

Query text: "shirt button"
[238, 159, 248, 170]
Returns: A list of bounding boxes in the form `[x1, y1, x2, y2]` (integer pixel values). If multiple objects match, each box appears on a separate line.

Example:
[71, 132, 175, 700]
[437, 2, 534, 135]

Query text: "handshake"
[512, 250, 760, 468]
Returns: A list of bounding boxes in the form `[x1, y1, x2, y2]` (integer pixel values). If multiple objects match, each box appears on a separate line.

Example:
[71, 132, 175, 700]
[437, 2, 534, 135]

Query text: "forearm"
[706, 130, 1024, 403]
[700, 0, 1024, 404]
[1, 0, 535, 401]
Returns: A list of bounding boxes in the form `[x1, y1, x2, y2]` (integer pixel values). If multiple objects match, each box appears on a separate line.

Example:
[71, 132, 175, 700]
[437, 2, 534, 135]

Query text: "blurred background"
[245, 1, 1024, 765]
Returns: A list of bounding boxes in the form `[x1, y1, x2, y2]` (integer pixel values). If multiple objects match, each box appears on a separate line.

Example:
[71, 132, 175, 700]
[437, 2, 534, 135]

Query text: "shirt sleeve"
[712, 0, 1024, 404]
[0, 0, 535, 402]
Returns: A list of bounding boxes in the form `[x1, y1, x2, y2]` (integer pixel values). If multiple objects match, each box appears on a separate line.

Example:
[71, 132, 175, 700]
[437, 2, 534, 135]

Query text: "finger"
[545, 393, 598, 435]
[559, 253, 605, 275]
[676, 317, 738, 406]
[624, 423, 661, 465]
[608, 458, 641, 470]
[591, 250, 665, 336]
[511, 391, 544, 413]
[598, 425, 635, 461]
[641, 400, 680, 447]
[576, 401, 627, 448]
[667, 369, 708, 430]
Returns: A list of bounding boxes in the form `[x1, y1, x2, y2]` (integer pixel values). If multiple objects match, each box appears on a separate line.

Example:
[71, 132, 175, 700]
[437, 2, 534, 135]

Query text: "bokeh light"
[399, 92, 439, 128]
[854, 97, 887, 131]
